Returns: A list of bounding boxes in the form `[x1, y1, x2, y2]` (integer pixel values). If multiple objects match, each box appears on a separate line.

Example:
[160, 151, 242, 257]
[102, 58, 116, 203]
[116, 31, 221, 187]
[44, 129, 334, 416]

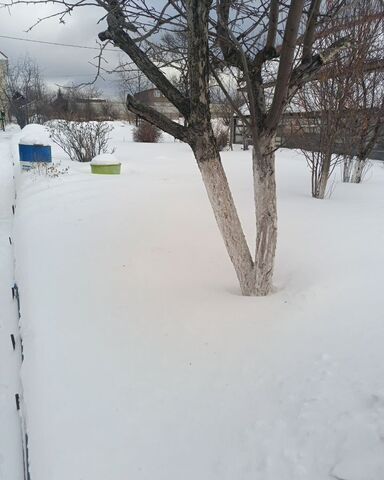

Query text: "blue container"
[19, 144, 52, 164]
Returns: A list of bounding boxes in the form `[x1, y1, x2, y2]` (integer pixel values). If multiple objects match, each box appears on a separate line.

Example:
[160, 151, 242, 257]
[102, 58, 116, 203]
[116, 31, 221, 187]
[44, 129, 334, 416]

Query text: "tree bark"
[343, 156, 353, 182]
[192, 135, 255, 296]
[351, 157, 366, 183]
[316, 173, 328, 199]
[252, 136, 278, 296]
[187, 0, 256, 295]
[313, 152, 332, 199]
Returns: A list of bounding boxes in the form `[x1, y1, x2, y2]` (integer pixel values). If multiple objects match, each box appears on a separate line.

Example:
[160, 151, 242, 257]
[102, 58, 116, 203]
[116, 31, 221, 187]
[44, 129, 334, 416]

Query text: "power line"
[0, 34, 117, 52]
[48, 73, 98, 77]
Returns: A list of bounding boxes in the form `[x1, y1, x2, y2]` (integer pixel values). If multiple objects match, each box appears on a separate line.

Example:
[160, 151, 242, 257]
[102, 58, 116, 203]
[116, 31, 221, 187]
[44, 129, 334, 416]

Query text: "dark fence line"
[232, 113, 384, 160]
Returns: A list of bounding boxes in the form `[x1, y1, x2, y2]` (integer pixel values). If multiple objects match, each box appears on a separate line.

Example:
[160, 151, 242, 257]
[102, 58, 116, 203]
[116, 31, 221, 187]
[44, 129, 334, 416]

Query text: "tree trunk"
[252, 137, 278, 296]
[351, 157, 366, 183]
[343, 156, 353, 182]
[313, 152, 332, 199]
[14, 108, 27, 129]
[317, 172, 328, 199]
[192, 136, 255, 296]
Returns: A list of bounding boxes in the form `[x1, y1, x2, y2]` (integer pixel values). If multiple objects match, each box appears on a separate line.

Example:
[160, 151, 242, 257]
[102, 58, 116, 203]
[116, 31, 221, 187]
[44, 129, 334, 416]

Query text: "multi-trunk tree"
[341, 0, 384, 183]
[6, 0, 349, 295]
[295, 0, 383, 192]
[296, 70, 349, 199]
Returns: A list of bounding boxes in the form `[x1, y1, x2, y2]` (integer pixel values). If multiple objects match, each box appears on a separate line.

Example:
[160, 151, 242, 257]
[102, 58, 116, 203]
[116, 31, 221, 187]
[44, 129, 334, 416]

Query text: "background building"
[133, 88, 181, 121]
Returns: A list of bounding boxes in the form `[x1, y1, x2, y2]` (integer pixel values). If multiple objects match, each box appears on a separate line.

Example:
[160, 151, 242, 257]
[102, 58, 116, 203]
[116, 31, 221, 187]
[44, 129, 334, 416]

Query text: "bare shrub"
[296, 0, 384, 193]
[133, 121, 161, 143]
[213, 125, 229, 151]
[302, 148, 342, 199]
[48, 120, 113, 162]
[28, 162, 69, 178]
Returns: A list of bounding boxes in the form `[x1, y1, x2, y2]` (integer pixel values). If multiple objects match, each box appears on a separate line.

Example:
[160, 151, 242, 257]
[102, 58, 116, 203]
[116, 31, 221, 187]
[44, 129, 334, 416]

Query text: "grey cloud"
[0, 3, 123, 96]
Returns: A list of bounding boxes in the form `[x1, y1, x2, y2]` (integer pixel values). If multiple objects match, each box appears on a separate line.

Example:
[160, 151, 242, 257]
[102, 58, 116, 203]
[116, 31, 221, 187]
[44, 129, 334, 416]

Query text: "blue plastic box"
[19, 144, 52, 164]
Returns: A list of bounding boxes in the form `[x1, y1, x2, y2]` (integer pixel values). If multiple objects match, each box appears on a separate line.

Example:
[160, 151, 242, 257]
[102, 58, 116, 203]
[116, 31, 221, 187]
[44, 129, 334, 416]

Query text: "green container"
[91, 163, 121, 175]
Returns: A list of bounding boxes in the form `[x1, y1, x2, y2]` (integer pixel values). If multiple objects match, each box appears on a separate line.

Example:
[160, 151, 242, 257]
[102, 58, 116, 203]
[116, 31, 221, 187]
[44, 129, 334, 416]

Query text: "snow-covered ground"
[5, 122, 384, 479]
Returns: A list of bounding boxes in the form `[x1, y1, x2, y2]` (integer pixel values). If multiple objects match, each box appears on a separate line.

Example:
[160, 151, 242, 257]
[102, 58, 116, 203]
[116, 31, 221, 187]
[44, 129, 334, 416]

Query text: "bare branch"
[302, 0, 322, 63]
[265, 0, 279, 51]
[99, 12, 190, 117]
[126, 94, 189, 142]
[265, 0, 306, 133]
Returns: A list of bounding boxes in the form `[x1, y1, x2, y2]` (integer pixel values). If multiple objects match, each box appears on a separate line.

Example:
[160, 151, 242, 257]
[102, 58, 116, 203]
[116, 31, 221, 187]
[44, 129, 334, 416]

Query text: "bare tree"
[295, 0, 383, 192]
[210, 0, 349, 292]
[296, 73, 348, 198]
[341, 72, 384, 183]
[2, 55, 49, 127]
[5, 0, 349, 295]
[292, 7, 362, 198]
[340, 0, 384, 183]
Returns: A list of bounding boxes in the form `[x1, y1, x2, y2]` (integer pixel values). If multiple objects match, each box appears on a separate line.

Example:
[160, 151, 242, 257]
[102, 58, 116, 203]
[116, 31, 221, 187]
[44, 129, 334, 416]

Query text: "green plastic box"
[91, 163, 121, 175]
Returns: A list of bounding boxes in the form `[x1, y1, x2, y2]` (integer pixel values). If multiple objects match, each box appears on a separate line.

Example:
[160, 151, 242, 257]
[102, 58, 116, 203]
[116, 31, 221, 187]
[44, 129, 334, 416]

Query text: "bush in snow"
[48, 120, 113, 162]
[133, 121, 161, 143]
[213, 125, 229, 152]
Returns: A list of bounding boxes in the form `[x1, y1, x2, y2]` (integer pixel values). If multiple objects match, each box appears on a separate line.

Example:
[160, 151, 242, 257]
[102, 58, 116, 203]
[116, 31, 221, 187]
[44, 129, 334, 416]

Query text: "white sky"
[0, 2, 124, 97]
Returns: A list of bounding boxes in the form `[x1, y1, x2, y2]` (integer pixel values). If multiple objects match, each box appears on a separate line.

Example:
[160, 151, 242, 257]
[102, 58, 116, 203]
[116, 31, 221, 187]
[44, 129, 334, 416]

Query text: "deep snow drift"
[8, 122, 384, 480]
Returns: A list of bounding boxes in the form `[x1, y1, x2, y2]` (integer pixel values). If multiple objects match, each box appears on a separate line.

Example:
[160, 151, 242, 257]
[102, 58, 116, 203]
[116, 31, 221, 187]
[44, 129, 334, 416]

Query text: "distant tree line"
[0, 55, 123, 127]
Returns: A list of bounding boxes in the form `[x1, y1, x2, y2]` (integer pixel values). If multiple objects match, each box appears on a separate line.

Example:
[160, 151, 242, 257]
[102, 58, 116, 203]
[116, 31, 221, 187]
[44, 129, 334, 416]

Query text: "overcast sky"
[0, 3, 125, 97]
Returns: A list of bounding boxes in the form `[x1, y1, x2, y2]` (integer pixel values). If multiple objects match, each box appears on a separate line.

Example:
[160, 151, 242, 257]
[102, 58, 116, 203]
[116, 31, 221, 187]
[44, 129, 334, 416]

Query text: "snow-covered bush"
[48, 120, 113, 162]
[133, 121, 161, 143]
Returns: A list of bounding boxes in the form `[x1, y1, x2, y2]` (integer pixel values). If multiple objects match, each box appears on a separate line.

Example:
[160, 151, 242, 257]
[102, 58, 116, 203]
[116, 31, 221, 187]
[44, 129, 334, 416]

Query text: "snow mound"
[19, 135, 50, 147]
[19, 124, 51, 147]
[90, 153, 120, 165]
